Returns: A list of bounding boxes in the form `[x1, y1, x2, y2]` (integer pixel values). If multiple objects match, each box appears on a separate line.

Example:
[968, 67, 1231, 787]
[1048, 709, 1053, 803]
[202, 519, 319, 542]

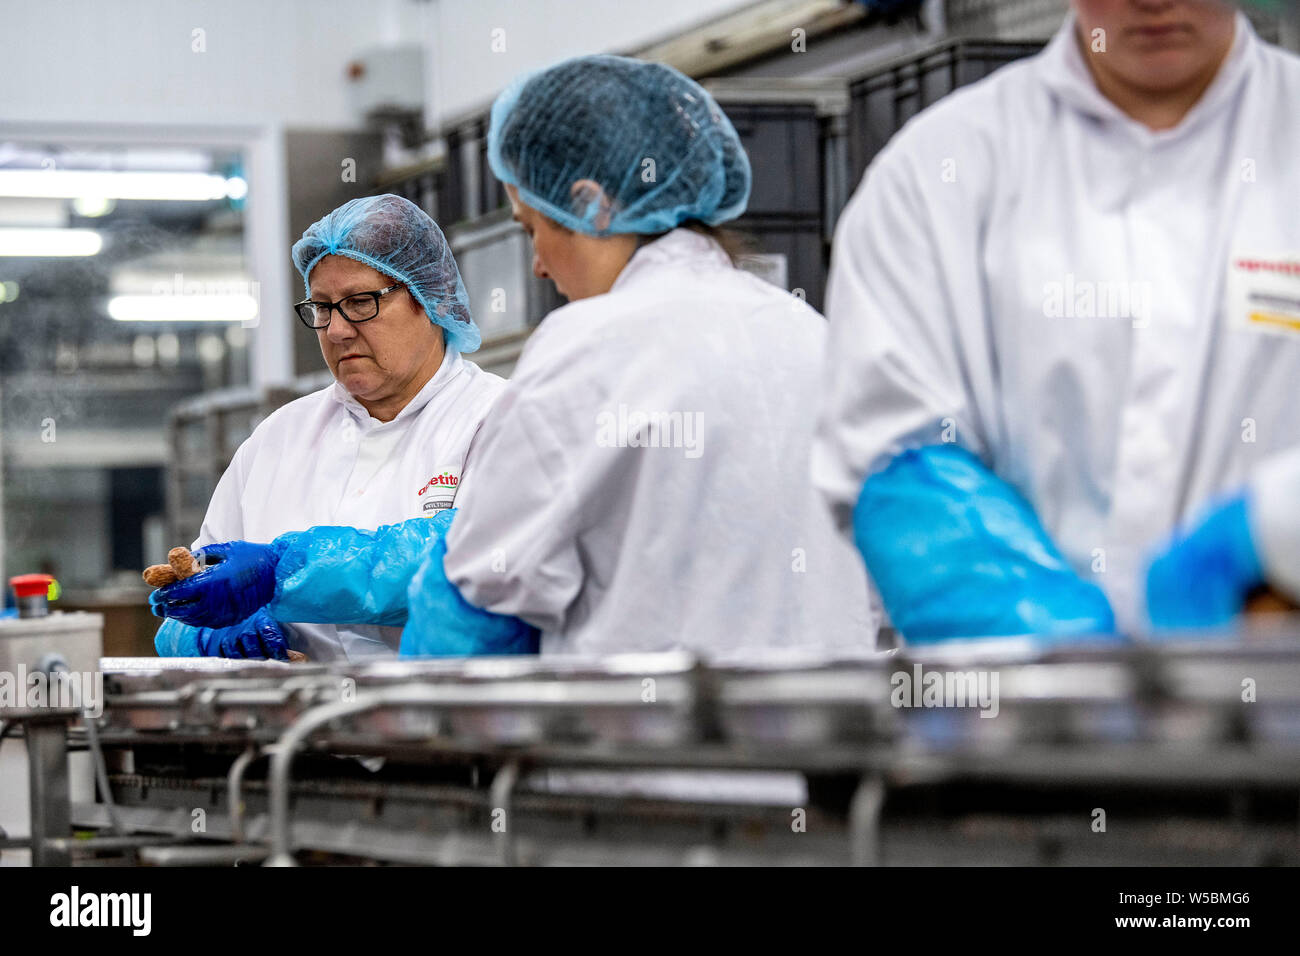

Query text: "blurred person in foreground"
[815, 0, 1300, 645]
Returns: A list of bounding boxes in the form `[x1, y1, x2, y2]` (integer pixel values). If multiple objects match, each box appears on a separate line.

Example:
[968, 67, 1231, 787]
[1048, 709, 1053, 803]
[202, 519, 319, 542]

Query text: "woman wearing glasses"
[151, 193, 504, 661]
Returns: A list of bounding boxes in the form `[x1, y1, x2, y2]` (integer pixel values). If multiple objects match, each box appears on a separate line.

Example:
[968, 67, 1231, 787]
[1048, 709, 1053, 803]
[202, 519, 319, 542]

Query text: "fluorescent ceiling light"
[0, 228, 102, 256]
[107, 293, 259, 322]
[0, 169, 242, 202]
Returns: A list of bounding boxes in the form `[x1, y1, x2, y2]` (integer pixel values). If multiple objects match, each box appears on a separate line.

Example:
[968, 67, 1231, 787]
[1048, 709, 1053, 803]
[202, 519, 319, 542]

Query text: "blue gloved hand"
[149, 539, 288, 628]
[1145, 491, 1263, 631]
[854, 444, 1118, 644]
[154, 607, 291, 660]
[400, 511, 540, 657]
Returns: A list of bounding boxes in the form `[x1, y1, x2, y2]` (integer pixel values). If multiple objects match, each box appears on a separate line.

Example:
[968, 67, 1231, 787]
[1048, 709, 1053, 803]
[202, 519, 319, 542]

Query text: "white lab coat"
[814, 12, 1300, 632]
[194, 346, 504, 661]
[443, 228, 876, 655]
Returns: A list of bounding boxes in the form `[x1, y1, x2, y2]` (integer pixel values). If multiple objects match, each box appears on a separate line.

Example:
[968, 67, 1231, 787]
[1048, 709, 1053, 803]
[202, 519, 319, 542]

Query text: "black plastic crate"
[725, 102, 823, 217]
[724, 101, 829, 309]
[848, 39, 1043, 184]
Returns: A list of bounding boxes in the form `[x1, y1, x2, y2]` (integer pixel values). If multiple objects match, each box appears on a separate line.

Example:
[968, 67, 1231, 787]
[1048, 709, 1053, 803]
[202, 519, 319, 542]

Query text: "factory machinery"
[4, 596, 1300, 866]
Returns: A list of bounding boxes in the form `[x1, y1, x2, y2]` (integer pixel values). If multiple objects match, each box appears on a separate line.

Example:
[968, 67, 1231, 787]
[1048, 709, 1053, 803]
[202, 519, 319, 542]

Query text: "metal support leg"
[490, 760, 521, 867]
[228, 744, 261, 844]
[26, 718, 72, 866]
[849, 773, 886, 867]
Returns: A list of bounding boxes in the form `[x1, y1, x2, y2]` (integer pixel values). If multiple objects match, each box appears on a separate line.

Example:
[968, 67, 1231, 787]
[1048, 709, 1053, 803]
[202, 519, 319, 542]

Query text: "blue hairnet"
[487, 54, 752, 236]
[291, 193, 480, 353]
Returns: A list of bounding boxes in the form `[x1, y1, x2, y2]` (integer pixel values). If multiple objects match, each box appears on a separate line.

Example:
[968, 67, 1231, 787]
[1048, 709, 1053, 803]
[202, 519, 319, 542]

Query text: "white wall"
[0, 0, 392, 127]
[414, 0, 758, 126]
[0, 0, 755, 128]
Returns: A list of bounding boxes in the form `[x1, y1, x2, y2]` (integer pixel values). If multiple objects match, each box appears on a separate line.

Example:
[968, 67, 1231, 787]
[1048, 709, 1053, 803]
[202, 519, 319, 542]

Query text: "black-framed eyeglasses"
[294, 283, 404, 329]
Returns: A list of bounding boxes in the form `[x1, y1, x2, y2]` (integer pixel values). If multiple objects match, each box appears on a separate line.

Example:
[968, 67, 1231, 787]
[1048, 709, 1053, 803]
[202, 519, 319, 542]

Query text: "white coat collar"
[330, 343, 464, 426]
[1037, 10, 1257, 142]
[610, 227, 733, 292]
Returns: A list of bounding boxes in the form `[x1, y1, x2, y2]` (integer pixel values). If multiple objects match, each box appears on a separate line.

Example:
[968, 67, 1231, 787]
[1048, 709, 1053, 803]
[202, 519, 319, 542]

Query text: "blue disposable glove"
[854, 444, 1117, 644]
[149, 540, 287, 628]
[154, 607, 291, 660]
[400, 513, 540, 657]
[1145, 491, 1263, 631]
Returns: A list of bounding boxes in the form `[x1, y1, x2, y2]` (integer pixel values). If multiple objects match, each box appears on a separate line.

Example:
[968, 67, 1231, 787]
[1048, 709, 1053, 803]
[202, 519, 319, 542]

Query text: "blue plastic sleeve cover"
[1144, 491, 1264, 631]
[154, 616, 207, 656]
[269, 512, 457, 628]
[853, 445, 1117, 643]
[400, 528, 540, 657]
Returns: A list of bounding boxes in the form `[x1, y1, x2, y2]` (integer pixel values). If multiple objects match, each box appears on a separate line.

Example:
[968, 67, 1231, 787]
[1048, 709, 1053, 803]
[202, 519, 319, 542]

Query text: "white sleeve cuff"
[1249, 447, 1300, 602]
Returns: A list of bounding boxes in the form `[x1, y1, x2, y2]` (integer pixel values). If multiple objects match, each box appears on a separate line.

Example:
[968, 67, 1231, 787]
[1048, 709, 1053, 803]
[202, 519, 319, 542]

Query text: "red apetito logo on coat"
[417, 472, 459, 496]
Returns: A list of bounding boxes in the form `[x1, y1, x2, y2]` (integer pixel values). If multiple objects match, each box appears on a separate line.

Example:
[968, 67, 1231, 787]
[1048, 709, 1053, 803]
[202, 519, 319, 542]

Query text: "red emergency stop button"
[10, 574, 54, 599]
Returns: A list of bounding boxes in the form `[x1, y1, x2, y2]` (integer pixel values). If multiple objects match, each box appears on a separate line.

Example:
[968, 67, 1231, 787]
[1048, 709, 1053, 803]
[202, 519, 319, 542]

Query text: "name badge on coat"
[1226, 252, 1300, 336]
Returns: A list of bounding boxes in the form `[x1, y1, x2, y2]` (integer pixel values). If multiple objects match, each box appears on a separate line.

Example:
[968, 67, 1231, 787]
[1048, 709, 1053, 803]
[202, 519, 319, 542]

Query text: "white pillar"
[246, 123, 294, 387]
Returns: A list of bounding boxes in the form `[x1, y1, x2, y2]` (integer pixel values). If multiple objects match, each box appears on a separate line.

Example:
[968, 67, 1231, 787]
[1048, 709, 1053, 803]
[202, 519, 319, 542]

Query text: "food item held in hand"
[142, 564, 177, 587]
[142, 547, 202, 588]
[168, 547, 201, 579]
